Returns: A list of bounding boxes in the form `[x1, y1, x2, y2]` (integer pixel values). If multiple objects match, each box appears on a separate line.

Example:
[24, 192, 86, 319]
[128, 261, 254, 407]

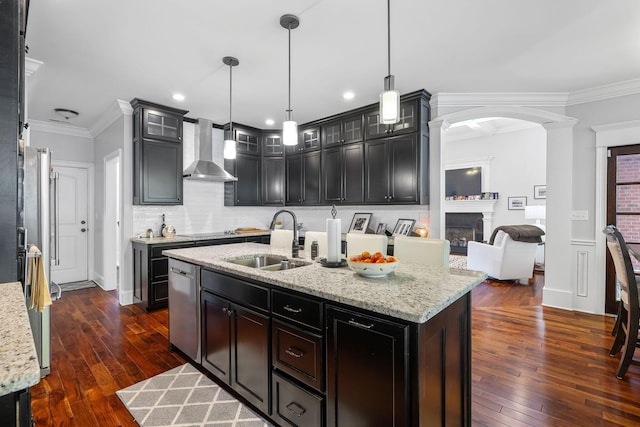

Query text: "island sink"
[225, 254, 311, 270]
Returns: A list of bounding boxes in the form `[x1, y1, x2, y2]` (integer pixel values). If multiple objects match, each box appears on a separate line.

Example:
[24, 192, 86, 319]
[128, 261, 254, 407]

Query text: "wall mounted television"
[445, 167, 482, 197]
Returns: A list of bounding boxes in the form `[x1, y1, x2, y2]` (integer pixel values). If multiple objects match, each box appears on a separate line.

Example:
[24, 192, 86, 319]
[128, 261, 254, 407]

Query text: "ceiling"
[25, 0, 640, 132]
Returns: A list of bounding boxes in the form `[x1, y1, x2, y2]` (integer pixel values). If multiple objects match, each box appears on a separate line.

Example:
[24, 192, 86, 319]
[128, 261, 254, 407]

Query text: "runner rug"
[116, 363, 271, 426]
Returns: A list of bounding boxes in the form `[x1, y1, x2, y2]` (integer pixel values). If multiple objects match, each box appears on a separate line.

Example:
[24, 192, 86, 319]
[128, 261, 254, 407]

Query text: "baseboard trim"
[119, 290, 134, 306]
[541, 287, 573, 310]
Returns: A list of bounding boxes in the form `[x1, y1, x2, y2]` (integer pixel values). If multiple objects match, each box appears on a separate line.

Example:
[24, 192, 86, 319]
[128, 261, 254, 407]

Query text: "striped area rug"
[58, 280, 97, 292]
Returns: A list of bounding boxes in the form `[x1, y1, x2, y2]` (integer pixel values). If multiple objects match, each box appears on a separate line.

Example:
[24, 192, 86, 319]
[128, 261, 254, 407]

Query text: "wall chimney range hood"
[183, 118, 237, 182]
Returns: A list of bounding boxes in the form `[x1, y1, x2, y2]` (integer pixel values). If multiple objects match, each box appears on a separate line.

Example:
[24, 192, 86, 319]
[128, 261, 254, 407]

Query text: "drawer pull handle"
[348, 319, 374, 329]
[285, 347, 304, 358]
[286, 402, 306, 417]
[283, 305, 303, 314]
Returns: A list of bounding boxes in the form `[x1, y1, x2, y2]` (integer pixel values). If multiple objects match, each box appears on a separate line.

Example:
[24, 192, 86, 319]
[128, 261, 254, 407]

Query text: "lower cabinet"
[201, 271, 270, 415]
[272, 372, 323, 427]
[132, 240, 194, 311]
[325, 306, 409, 427]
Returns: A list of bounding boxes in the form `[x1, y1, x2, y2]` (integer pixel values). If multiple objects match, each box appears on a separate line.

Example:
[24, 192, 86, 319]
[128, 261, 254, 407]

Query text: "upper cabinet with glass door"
[262, 131, 284, 156]
[286, 125, 321, 154]
[321, 113, 363, 148]
[364, 98, 419, 140]
[133, 99, 187, 143]
[234, 125, 261, 155]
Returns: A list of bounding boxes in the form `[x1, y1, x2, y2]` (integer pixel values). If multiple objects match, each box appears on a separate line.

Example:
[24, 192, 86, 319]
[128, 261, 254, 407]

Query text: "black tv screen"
[445, 167, 481, 197]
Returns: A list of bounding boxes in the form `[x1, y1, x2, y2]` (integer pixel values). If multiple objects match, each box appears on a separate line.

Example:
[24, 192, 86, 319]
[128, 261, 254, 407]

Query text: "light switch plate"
[571, 210, 589, 221]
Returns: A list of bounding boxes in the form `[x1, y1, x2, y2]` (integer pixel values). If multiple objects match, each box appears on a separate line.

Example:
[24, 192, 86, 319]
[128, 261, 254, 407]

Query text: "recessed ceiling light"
[343, 91, 355, 100]
[172, 93, 185, 101]
[265, 119, 275, 126]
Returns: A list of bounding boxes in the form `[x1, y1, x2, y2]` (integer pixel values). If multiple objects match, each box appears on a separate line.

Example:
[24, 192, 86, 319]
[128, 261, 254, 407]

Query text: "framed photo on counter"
[349, 213, 372, 233]
[392, 218, 416, 236]
[376, 223, 387, 235]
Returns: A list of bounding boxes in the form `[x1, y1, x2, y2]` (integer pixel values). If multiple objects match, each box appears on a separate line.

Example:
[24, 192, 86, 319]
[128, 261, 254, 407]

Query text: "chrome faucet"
[269, 209, 301, 258]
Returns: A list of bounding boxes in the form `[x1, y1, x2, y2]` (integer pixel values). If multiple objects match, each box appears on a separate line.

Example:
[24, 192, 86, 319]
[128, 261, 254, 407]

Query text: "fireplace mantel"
[445, 200, 497, 241]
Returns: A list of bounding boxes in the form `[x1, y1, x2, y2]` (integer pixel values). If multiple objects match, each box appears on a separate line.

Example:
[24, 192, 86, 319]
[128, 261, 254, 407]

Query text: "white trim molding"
[89, 99, 134, 137]
[568, 78, 640, 106]
[29, 119, 93, 139]
[25, 57, 43, 78]
[432, 92, 570, 108]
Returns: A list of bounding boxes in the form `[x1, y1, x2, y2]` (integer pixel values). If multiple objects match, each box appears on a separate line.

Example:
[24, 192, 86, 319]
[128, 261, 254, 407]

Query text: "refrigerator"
[17, 145, 60, 378]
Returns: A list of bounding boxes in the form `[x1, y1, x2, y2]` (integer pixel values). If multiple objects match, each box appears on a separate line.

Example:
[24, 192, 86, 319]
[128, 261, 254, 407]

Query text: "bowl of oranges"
[347, 251, 399, 278]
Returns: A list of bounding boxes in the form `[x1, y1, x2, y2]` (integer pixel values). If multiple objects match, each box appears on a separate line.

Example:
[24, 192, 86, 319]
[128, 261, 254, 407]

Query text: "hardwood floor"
[30, 274, 640, 426]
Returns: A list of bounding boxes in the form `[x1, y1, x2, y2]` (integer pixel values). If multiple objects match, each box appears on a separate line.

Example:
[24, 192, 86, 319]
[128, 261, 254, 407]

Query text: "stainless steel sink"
[225, 254, 311, 271]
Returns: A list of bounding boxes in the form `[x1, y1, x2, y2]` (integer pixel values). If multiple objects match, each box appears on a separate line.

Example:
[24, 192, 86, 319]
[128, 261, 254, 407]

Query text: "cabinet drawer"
[151, 258, 168, 279]
[153, 280, 168, 301]
[201, 269, 269, 312]
[272, 371, 323, 427]
[272, 290, 322, 330]
[273, 321, 323, 392]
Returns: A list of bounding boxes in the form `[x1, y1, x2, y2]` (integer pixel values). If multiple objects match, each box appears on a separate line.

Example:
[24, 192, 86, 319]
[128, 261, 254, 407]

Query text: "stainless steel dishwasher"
[168, 259, 201, 363]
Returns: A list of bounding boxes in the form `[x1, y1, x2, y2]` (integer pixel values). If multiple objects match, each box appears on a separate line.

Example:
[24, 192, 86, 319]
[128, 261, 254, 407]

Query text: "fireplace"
[446, 213, 484, 255]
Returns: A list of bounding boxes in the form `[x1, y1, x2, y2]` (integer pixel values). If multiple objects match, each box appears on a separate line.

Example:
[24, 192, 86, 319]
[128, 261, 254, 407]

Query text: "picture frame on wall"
[348, 213, 372, 233]
[508, 196, 527, 210]
[392, 218, 416, 236]
[375, 223, 387, 235]
[534, 185, 546, 199]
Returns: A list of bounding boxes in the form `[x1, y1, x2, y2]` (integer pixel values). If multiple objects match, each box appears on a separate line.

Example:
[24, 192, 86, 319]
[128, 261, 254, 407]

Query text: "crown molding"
[567, 78, 640, 105]
[24, 58, 44, 78]
[432, 92, 570, 107]
[89, 99, 133, 137]
[29, 119, 93, 139]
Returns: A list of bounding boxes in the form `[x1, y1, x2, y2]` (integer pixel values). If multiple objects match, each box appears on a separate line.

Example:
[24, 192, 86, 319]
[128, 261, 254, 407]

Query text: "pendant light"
[223, 56, 239, 159]
[280, 14, 300, 146]
[379, 0, 400, 124]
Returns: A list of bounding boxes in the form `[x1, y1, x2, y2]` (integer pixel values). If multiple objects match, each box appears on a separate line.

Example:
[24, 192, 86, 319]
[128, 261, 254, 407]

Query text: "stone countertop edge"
[130, 232, 270, 245]
[163, 243, 486, 324]
[0, 282, 41, 397]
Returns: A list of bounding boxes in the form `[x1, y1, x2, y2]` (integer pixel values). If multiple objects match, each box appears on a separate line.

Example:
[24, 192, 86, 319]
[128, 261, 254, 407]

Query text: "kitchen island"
[164, 242, 486, 426]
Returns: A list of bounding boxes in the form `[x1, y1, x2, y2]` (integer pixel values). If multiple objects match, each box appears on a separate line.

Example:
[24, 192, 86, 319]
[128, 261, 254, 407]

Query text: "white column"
[429, 119, 445, 238]
[542, 120, 577, 310]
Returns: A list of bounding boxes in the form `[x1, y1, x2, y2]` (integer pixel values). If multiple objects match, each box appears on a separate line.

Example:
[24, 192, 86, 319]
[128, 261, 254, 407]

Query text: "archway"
[429, 105, 577, 311]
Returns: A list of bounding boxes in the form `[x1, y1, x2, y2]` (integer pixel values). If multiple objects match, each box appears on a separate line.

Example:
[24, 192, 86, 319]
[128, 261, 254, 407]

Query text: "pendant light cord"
[229, 63, 233, 137]
[287, 23, 292, 120]
[387, 0, 391, 77]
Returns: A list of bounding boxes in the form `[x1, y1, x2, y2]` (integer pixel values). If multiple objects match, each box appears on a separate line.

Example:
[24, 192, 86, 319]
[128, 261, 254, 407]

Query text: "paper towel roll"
[326, 219, 341, 263]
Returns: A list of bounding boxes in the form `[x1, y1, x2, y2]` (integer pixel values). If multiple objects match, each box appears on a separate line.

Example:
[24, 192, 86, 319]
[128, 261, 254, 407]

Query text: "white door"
[104, 152, 121, 291]
[51, 165, 89, 284]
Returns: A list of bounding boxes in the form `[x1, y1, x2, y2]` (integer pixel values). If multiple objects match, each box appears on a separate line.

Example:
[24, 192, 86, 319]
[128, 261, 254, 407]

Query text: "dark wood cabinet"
[224, 153, 261, 206]
[323, 143, 364, 205]
[263, 131, 284, 156]
[234, 126, 261, 155]
[131, 99, 187, 205]
[321, 114, 363, 147]
[365, 134, 419, 204]
[286, 151, 321, 205]
[326, 305, 409, 427]
[364, 98, 419, 140]
[132, 240, 194, 311]
[201, 270, 270, 415]
[286, 126, 321, 154]
[263, 157, 285, 205]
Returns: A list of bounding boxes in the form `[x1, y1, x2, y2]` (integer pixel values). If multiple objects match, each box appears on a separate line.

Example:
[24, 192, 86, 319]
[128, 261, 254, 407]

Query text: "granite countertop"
[0, 282, 41, 397]
[131, 231, 270, 245]
[163, 243, 486, 324]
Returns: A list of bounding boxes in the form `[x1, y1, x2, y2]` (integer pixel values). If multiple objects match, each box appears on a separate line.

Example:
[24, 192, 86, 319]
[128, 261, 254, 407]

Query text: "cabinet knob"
[384, 195, 388, 200]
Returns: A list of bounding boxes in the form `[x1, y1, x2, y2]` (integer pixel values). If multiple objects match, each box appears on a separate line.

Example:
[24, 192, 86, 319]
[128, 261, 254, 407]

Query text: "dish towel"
[270, 229, 294, 251]
[28, 246, 52, 312]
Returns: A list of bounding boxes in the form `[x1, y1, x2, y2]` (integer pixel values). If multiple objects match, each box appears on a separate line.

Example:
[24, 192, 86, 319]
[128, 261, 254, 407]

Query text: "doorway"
[104, 150, 122, 292]
[50, 163, 91, 284]
[605, 144, 640, 314]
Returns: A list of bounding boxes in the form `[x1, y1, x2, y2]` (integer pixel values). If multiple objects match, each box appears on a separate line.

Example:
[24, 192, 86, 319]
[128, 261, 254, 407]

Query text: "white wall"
[443, 125, 547, 229]
[28, 121, 94, 163]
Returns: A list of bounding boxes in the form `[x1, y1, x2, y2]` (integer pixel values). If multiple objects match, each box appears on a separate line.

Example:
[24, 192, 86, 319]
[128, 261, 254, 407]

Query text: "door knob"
[81, 228, 86, 232]
[81, 220, 86, 224]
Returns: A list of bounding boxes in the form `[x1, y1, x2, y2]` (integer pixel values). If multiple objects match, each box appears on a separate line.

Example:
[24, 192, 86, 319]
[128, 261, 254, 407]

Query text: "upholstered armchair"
[467, 229, 539, 283]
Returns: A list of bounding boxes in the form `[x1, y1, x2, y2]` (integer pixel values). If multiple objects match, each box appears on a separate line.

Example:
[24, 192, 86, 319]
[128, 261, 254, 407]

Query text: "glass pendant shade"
[223, 139, 236, 159]
[282, 120, 298, 146]
[380, 88, 400, 124]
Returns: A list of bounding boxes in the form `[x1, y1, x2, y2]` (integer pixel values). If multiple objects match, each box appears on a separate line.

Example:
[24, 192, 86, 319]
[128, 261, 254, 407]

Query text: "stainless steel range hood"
[183, 118, 237, 182]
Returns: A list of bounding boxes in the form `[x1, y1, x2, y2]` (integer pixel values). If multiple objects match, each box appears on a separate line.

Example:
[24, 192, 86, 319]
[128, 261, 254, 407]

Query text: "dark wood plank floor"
[30, 274, 640, 426]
